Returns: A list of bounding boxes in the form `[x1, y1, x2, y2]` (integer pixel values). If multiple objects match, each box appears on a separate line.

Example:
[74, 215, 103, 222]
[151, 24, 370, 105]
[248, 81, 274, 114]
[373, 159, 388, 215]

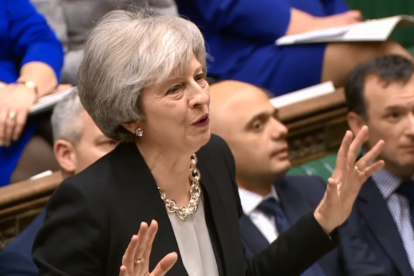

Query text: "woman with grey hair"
[32, 8, 385, 276]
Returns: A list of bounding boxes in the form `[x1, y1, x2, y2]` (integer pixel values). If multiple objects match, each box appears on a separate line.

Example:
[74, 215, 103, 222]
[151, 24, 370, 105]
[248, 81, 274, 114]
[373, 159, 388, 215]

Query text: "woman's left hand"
[314, 126, 385, 234]
[0, 84, 37, 146]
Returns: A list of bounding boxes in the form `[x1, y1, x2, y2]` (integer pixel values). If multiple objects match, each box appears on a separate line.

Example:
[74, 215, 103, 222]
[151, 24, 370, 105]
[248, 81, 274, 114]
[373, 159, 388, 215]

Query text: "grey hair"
[51, 87, 84, 144]
[77, 8, 207, 141]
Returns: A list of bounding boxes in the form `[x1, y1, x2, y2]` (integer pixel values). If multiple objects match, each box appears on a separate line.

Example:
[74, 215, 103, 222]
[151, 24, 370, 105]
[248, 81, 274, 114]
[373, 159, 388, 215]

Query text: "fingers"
[356, 139, 385, 170]
[12, 109, 28, 141]
[346, 10, 363, 21]
[122, 235, 140, 275]
[150, 252, 178, 276]
[364, 160, 385, 178]
[3, 111, 15, 146]
[0, 107, 7, 146]
[134, 222, 149, 260]
[335, 130, 354, 172]
[347, 126, 368, 168]
[143, 220, 158, 261]
[119, 266, 128, 276]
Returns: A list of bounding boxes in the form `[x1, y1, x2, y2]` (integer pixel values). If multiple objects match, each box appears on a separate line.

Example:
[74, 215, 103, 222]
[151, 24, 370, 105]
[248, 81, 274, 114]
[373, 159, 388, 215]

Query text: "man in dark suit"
[0, 89, 119, 276]
[209, 80, 385, 276]
[345, 54, 414, 276]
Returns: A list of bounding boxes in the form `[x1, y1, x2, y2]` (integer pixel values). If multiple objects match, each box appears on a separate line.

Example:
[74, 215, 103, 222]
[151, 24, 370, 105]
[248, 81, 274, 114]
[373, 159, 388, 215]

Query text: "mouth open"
[193, 114, 210, 126]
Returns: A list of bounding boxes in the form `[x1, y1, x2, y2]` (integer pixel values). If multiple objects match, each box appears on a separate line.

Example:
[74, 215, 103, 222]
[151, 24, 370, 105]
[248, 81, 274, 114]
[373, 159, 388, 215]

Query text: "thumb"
[345, 10, 363, 21]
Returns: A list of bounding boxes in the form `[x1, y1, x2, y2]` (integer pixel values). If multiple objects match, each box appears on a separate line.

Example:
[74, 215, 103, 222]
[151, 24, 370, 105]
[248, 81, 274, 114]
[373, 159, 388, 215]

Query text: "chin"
[189, 131, 211, 152]
[272, 160, 291, 175]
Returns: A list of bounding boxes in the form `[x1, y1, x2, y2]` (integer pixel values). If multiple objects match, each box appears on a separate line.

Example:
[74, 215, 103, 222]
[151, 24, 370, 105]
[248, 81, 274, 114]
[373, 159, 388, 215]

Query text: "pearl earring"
[135, 127, 143, 137]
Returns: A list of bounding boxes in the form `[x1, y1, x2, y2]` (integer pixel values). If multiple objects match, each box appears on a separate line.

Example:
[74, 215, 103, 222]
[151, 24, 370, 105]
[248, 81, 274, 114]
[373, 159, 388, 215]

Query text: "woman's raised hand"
[314, 126, 385, 233]
[120, 220, 177, 276]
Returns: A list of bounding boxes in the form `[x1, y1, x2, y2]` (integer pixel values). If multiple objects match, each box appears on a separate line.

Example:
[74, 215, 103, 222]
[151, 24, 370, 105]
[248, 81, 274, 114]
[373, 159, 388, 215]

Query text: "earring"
[135, 127, 143, 137]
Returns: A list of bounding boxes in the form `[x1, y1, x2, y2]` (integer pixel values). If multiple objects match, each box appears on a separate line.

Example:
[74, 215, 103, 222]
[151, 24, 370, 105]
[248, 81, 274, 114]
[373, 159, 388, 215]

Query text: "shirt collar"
[372, 169, 414, 199]
[238, 185, 279, 215]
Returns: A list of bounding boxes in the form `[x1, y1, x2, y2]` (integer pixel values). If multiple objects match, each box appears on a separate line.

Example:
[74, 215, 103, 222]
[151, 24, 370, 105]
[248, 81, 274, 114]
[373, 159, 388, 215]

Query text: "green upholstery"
[288, 154, 337, 182]
[346, 0, 414, 50]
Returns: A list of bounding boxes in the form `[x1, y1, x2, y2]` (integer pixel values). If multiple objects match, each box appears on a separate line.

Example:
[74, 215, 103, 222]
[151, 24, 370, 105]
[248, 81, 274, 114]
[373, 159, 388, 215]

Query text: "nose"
[189, 81, 210, 109]
[407, 113, 414, 135]
[270, 117, 288, 140]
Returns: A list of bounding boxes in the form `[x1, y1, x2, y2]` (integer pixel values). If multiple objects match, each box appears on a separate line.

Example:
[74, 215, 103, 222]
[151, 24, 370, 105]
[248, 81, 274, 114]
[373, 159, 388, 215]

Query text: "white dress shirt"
[238, 186, 279, 243]
[372, 169, 414, 270]
[167, 198, 220, 276]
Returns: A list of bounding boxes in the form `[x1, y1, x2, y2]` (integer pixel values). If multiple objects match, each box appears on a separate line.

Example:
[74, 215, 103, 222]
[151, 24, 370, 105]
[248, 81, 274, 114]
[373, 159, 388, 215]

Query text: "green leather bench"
[347, 0, 414, 55]
[288, 154, 337, 181]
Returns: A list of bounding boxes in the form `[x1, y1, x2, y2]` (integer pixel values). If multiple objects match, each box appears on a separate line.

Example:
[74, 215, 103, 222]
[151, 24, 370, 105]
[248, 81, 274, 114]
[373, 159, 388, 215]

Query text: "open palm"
[120, 220, 177, 276]
[314, 126, 385, 233]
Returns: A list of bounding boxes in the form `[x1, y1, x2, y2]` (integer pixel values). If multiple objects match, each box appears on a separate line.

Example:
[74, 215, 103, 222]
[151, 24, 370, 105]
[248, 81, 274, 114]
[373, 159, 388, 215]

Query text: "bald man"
[209, 80, 384, 276]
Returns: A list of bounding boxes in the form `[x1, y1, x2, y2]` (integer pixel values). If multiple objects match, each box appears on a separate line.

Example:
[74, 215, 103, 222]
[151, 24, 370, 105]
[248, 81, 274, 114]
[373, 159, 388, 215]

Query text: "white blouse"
[167, 199, 220, 276]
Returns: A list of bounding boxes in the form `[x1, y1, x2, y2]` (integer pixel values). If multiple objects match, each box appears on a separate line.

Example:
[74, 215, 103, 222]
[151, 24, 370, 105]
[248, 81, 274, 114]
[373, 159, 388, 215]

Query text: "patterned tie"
[258, 198, 326, 276]
[396, 181, 414, 226]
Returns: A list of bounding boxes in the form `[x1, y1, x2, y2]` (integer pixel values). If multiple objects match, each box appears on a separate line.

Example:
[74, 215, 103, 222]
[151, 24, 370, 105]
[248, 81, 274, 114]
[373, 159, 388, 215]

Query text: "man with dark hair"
[345, 54, 414, 276]
[210, 80, 385, 276]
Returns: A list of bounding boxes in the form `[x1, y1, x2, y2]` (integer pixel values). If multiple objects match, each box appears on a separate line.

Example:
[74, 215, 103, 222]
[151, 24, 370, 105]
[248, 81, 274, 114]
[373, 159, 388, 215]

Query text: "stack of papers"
[30, 87, 74, 115]
[270, 81, 335, 109]
[276, 15, 414, 45]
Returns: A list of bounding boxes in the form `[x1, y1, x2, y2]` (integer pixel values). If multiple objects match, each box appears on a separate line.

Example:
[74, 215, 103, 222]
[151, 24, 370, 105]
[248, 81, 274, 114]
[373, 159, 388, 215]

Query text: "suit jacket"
[0, 209, 45, 276]
[347, 177, 414, 276]
[240, 176, 388, 276]
[33, 135, 338, 276]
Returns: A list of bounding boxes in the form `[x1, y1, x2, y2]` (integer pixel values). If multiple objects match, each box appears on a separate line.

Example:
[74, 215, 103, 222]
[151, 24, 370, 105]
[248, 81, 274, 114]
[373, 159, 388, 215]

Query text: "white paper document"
[30, 87, 74, 115]
[270, 81, 335, 109]
[276, 15, 414, 45]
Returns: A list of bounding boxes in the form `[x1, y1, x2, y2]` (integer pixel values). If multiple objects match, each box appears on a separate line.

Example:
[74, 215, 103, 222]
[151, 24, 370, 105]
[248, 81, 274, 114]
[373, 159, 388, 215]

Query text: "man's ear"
[54, 139, 77, 174]
[347, 111, 366, 136]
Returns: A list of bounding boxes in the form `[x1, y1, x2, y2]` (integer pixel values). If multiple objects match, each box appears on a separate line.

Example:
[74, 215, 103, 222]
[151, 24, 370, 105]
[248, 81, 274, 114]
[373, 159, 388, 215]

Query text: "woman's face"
[140, 56, 210, 154]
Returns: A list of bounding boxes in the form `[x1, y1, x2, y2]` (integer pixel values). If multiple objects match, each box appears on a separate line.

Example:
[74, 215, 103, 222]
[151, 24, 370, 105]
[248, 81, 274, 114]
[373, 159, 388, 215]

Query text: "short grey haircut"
[51, 87, 84, 144]
[77, 8, 207, 141]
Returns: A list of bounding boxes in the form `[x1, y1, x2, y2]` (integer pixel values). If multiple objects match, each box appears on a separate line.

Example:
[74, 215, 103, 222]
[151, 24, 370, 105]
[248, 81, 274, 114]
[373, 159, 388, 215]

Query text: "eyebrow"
[165, 65, 203, 83]
[385, 105, 405, 112]
[244, 112, 268, 129]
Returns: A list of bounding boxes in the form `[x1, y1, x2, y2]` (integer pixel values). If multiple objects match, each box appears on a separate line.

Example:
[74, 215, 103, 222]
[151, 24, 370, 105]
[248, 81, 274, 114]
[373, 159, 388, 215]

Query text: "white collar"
[238, 185, 279, 215]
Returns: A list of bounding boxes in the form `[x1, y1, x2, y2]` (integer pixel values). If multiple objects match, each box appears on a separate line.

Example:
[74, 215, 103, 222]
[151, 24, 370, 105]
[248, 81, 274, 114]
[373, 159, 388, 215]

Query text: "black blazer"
[346, 177, 413, 276]
[241, 176, 343, 275]
[33, 135, 337, 276]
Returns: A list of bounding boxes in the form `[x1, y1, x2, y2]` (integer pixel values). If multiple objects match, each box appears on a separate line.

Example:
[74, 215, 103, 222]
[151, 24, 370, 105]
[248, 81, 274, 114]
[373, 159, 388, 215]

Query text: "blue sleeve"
[322, 0, 350, 15]
[6, 0, 64, 81]
[186, 0, 292, 43]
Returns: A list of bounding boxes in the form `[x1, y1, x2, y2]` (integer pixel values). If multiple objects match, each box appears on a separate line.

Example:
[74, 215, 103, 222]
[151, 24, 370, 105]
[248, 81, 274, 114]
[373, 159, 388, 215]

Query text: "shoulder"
[48, 143, 126, 213]
[199, 134, 234, 160]
[198, 134, 236, 173]
[283, 175, 327, 197]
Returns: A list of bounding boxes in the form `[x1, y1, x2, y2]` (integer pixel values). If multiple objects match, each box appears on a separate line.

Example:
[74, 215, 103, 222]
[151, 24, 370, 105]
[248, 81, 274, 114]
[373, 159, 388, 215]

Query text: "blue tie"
[258, 198, 326, 276]
[396, 181, 414, 226]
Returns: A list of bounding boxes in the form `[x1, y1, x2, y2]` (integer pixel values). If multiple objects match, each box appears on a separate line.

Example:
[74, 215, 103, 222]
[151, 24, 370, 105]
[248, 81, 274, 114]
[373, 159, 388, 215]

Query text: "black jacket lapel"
[358, 178, 412, 275]
[113, 143, 188, 276]
[275, 179, 310, 225]
[239, 215, 270, 258]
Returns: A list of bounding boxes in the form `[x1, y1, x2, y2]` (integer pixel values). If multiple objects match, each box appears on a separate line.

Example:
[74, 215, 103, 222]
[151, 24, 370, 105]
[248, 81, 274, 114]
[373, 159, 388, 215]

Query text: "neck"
[384, 163, 414, 181]
[136, 139, 194, 205]
[237, 176, 275, 197]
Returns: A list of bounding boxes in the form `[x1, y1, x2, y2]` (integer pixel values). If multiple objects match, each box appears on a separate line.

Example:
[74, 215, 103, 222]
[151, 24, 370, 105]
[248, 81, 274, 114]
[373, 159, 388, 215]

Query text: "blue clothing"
[257, 197, 326, 276]
[0, 0, 64, 186]
[347, 177, 414, 276]
[176, 0, 349, 95]
[240, 175, 386, 276]
[0, 209, 45, 276]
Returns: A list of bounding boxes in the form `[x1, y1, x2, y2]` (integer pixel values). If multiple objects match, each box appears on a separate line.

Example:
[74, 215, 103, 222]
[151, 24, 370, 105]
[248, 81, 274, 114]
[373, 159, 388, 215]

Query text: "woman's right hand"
[315, 10, 363, 30]
[120, 220, 178, 276]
